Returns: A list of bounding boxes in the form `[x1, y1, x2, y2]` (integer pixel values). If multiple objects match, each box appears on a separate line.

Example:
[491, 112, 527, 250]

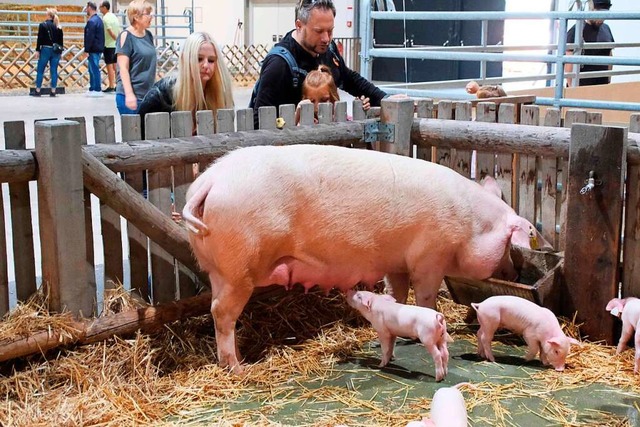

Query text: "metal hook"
[580, 170, 602, 195]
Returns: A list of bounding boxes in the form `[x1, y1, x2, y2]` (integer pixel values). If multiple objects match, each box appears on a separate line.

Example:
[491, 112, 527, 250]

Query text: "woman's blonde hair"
[126, 0, 153, 26]
[46, 8, 60, 28]
[173, 31, 234, 121]
[302, 65, 340, 103]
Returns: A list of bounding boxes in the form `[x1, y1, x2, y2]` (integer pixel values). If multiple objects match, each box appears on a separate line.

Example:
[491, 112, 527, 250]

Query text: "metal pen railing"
[358, 4, 640, 112]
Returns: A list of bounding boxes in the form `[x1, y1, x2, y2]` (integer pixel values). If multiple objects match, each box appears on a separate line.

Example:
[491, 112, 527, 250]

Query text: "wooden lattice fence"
[222, 44, 269, 86]
[0, 41, 179, 90]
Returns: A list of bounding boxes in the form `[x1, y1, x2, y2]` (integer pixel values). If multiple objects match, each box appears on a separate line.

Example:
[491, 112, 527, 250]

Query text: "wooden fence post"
[35, 119, 94, 316]
[435, 100, 454, 168]
[4, 121, 36, 307]
[475, 102, 497, 181]
[453, 101, 472, 178]
[564, 124, 625, 343]
[518, 105, 540, 225]
[380, 98, 414, 156]
[623, 114, 640, 298]
[541, 108, 561, 248]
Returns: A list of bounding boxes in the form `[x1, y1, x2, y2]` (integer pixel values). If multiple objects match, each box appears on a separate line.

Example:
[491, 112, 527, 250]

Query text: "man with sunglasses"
[250, 0, 387, 127]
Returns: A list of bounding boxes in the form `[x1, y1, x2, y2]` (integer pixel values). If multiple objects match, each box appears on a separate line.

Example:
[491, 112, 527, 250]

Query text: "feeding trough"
[445, 246, 564, 314]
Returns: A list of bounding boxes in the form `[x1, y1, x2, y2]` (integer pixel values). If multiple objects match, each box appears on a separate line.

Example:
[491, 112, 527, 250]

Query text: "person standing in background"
[99, 0, 120, 93]
[84, 1, 105, 97]
[565, 0, 615, 86]
[33, 8, 64, 97]
[115, 0, 156, 115]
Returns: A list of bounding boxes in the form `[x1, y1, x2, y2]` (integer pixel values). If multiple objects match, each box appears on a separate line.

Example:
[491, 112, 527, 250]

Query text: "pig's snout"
[554, 365, 565, 372]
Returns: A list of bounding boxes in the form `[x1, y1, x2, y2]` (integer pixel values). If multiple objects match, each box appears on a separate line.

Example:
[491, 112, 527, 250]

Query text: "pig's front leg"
[438, 340, 450, 376]
[522, 334, 541, 362]
[425, 343, 446, 382]
[377, 332, 397, 367]
[634, 328, 640, 373]
[384, 273, 410, 304]
[412, 270, 445, 309]
[210, 276, 253, 374]
[476, 326, 496, 362]
[617, 322, 635, 354]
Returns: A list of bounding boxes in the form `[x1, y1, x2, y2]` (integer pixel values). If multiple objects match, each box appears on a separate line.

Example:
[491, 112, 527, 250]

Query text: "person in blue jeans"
[83, 1, 105, 97]
[33, 8, 63, 97]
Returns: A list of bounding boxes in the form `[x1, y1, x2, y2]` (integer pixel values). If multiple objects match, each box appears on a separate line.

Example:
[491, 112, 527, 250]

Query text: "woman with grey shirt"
[115, 0, 156, 114]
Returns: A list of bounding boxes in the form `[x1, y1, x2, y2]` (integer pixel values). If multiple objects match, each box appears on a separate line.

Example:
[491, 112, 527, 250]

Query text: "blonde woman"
[115, 0, 156, 114]
[138, 31, 234, 133]
[33, 8, 63, 97]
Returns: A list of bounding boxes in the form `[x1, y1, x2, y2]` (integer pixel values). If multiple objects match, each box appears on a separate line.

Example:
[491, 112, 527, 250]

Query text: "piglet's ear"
[380, 294, 396, 303]
[569, 337, 582, 346]
[361, 294, 373, 311]
[547, 337, 563, 347]
[606, 298, 624, 312]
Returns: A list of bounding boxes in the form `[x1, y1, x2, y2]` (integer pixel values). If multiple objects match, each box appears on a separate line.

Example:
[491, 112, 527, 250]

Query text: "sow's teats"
[182, 144, 549, 373]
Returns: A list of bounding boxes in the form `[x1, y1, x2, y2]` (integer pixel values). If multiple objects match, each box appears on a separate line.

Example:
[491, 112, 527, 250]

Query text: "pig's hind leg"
[210, 275, 254, 374]
[384, 273, 410, 304]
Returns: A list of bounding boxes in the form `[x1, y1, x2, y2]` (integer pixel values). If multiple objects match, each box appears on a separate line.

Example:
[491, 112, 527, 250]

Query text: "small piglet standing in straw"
[472, 295, 580, 371]
[346, 290, 452, 381]
[606, 297, 640, 373]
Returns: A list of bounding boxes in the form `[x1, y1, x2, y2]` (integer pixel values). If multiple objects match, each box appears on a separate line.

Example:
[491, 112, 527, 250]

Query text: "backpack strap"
[266, 45, 307, 89]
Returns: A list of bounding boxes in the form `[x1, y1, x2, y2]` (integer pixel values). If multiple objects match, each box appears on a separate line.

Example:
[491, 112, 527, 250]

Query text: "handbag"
[45, 23, 63, 54]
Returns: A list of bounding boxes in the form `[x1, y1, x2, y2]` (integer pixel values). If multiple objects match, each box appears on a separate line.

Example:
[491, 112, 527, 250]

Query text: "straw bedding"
[0, 286, 637, 426]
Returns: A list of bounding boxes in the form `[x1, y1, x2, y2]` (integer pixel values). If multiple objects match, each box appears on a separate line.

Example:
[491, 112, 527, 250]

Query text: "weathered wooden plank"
[259, 106, 277, 130]
[452, 101, 472, 178]
[170, 111, 197, 300]
[517, 105, 540, 225]
[217, 109, 235, 133]
[496, 103, 516, 205]
[4, 121, 36, 306]
[415, 99, 434, 161]
[196, 110, 215, 135]
[0, 150, 37, 183]
[317, 102, 333, 124]
[0, 188, 7, 316]
[35, 120, 94, 316]
[559, 109, 588, 251]
[475, 102, 497, 181]
[145, 113, 176, 304]
[435, 100, 454, 168]
[66, 116, 97, 300]
[236, 108, 254, 131]
[334, 101, 347, 123]
[469, 95, 536, 107]
[623, 114, 640, 298]
[278, 104, 295, 129]
[564, 124, 625, 343]
[121, 114, 149, 302]
[298, 103, 314, 127]
[379, 98, 413, 156]
[352, 99, 366, 121]
[540, 108, 561, 248]
[94, 115, 123, 287]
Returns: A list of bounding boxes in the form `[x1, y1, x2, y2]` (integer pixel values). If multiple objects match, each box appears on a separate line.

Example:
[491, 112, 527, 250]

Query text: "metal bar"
[370, 11, 640, 20]
[480, 20, 488, 82]
[368, 48, 640, 66]
[359, 0, 373, 80]
[554, 18, 568, 107]
[536, 98, 640, 112]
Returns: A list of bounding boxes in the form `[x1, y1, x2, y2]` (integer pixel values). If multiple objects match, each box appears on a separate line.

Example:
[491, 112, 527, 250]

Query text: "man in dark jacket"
[565, 0, 615, 86]
[84, 1, 105, 96]
[250, 0, 387, 128]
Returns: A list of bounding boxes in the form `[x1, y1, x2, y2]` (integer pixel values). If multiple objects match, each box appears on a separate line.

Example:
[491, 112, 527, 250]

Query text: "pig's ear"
[362, 294, 374, 311]
[606, 298, 624, 312]
[546, 337, 563, 347]
[481, 176, 502, 199]
[568, 337, 582, 346]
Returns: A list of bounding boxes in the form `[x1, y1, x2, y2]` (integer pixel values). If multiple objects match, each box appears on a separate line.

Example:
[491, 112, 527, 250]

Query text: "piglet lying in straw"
[606, 297, 640, 373]
[345, 290, 452, 381]
[472, 295, 580, 371]
[405, 383, 470, 427]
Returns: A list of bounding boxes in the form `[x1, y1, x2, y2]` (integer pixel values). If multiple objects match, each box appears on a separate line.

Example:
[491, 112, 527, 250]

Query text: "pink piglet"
[606, 297, 640, 373]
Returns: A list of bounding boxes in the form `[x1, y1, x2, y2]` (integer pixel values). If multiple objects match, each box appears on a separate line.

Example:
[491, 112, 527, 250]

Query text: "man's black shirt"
[251, 30, 387, 127]
[566, 22, 615, 86]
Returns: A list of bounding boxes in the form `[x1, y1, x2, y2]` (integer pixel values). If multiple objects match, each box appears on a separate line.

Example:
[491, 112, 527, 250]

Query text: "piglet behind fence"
[346, 290, 452, 381]
[472, 295, 579, 371]
[606, 297, 640, 373]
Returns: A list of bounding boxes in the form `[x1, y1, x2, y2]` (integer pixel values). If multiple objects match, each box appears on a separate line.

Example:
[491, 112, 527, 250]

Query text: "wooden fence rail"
[0, 99, 638, 343]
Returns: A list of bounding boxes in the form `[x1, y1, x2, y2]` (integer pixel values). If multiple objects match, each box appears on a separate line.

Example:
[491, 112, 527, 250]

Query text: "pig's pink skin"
[606, 297, 640, 373]
[182, 144, 551, 373]
[429, 384, 468, 427]
[472, 295, 579, 371]
[346, 290, 451, 381]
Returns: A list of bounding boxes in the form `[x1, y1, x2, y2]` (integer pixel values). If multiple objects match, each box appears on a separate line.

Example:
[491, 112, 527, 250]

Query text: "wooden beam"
[563, 124, 625, 343]
[81, 149, 208, 284]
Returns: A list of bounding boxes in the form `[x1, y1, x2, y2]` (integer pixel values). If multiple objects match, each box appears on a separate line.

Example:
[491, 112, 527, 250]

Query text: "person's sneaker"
[93, 91, 104, 97]
[102, 87, 115, 93]
[50, 92, 56, 97]
[30, 90, 41, 97]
